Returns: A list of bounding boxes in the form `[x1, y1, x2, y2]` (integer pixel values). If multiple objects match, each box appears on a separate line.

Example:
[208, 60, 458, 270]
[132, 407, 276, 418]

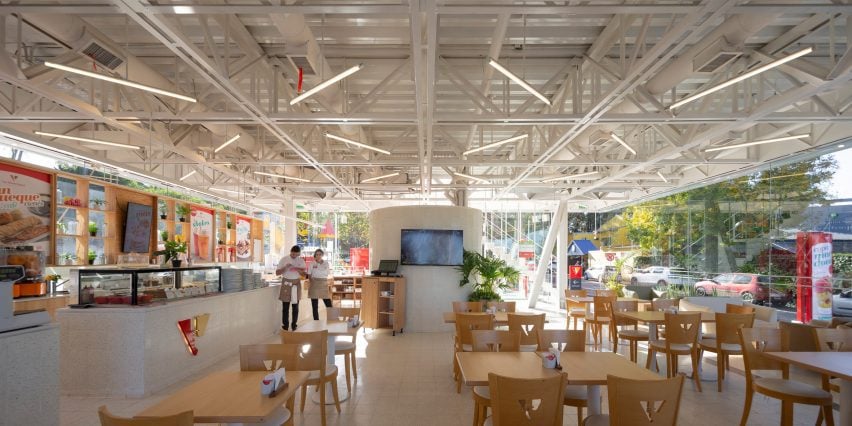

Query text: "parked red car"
[693, 273, 792, 305]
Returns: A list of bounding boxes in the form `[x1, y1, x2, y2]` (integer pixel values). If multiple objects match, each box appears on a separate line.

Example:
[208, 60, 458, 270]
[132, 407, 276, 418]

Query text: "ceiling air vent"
[693, 37, 741, 73]
[287, 55, 316, 76]
[79, 40, 125, 70]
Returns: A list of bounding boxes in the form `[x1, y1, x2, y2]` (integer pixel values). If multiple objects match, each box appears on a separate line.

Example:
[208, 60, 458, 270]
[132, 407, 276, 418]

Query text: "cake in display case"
[77, 266, 221, 306]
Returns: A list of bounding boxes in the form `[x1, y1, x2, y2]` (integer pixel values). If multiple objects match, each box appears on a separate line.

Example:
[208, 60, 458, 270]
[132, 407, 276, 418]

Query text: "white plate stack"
[241, 269, 252, 291]
[221, 268, 243, 293]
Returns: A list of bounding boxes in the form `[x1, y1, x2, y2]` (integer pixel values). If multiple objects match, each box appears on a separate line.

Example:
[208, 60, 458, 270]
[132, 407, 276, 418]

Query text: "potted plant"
[226, 220, 232, 229]
[90, 198, 106, 210]
[457, 250, 520, 302]
[59, 253, 77, 265]
[56, 221, 67, 235]
[155, 232, 187, 267]
[87, 250, 97, 265]
[88, 221, 99, 237]
[159, 205, 168, 220]
[160, 229, 169, 242]
[176, 205, 190, 222]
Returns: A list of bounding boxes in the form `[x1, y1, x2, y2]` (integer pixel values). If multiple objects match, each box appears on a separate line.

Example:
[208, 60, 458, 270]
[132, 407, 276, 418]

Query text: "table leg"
[840, 379, 851, 426]
[312, 334, 350, 404]
[587, 385, 601, 415]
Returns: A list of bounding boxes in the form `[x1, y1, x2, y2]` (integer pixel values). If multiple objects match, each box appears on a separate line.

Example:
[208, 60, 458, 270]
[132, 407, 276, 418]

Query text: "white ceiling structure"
[1, 0, 851, 213]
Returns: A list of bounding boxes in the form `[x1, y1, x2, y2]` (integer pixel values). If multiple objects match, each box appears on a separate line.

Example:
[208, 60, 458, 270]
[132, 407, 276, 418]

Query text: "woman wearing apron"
[276, 245, 305, 330]
[308, 249, 333, 320]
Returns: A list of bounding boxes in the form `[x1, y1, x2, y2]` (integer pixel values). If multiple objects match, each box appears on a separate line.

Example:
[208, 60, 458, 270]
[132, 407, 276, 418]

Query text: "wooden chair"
[595, 289, 617, 297]
[583, 374, 685, 426]
[698, 313, 754, 392]
[646, 312, 702, 392]
[454, 313, 495, 393]
[280, 330, 341, 426]
[651, 298, 678, 311]
[239, 343, 301, 425]
[507, 313, 546, 352]
[813, 327, 851, 425]
[486, 373, 565, 426]
[565, 289, 588, 330]
[537, 328, 592, 425]
[613, 299, 649, 362]
[470, 330, 521, 426]
[585, 295, 616, 349]
[453, 301, 485, 312]
[738, 327, 834, 426]
[486, 301, 516, 312]
[726, 303, 755, 314]
[325, 306, 361, 393]
[98, 406, 193, 426]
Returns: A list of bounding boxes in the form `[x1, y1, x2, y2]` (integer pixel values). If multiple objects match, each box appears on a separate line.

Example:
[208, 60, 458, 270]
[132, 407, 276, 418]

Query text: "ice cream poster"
[0, 163, 51, 252]
[235, 216, 251, 259]
[190, 206, 214, 261]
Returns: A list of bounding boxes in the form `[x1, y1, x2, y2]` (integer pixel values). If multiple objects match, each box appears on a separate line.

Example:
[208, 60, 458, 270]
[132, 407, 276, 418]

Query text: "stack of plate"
[240, 269, 252, 291]
[252, 272, 262, 289]
[221, 268, 243, 293]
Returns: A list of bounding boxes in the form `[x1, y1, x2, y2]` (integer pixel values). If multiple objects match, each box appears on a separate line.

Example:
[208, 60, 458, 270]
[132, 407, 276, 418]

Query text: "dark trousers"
[311, 298, 332, 320]
[282, 301, 299, 330]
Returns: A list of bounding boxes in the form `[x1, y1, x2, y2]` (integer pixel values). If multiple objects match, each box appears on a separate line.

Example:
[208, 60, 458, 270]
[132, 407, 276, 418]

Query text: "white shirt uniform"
[309, 260, 330, 279]
[277, 255, 306, 280]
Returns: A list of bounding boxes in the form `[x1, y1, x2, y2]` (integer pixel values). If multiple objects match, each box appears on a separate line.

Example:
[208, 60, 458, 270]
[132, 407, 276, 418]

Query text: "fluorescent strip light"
[34, 131, 141, 150]
[210, 187, 241, 195]
[540, 171, 599, 183]
[656, 171, 669, 183]
[669, 47, 813, 110]
[488, 58, 551, 106]
[325, 133, 391, 155]
[179, 170, 196, 181]
[704, 134, 809, 152]
[290, 64, 363, 105]
[214, 134, 240, 153]
[463, 134, 528, 156]
[361, 172, 399, 183]
[253, 171, 311, 182]
[453, 172, 491, 184]
[43, 61, 197, 103]
[610, 133, 637, 155]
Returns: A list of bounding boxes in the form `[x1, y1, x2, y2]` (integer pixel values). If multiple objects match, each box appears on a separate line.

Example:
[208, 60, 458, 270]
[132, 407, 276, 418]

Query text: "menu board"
[190, 206, 214, 261]
[123, 202, 153, 253]
[0, 163, 51, 252]
[235, 216, 251, 260]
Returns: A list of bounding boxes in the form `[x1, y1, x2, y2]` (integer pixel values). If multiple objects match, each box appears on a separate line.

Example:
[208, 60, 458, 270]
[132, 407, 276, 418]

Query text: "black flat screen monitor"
[377, 260, 399, 274]
[400, 229, 463, 266]
[123, 202, 153, 253]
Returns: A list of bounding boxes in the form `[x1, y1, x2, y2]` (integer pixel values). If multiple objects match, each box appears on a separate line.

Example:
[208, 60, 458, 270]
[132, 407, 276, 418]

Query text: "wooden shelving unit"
[330, 276, 363, 307]
[361, 276, 406, 336]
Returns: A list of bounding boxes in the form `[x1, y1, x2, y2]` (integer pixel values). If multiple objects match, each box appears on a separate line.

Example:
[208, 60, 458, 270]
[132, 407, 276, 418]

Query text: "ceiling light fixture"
[540, 171, 599, 183]
[610, 133, 637, 155]
[669, 47, 813, 110]
[704, 134, 809, 152]
[179, 170, 196, 181]
[209, 187, 241, 195]
[453, 172, 491, 184]
[656, 171, 669, 183]
[361, 172, 400, 183]
[34, 131, 141, 150]
[43, 61, 197, 103]
[253, 171, 311, 182]
[214, 134, 240, 153]
[488, 58, 551, 106]
[325, 133, 391, 155]
[290, 64, 363, 105]
[463, 134, 528, 156]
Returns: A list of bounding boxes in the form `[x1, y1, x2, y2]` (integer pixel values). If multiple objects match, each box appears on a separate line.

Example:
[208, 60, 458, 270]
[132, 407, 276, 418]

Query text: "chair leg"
[344, 352, 352, 393]
[576, 406, 583, 426]
[319, 380, 327, 426]
[645, 347, 655, 371]
[817, 406, 824, 425]
[717, 352, 724, 392]
[330, 377, 342, 414]
[351, 350, 358, 379]
[472, 400, 479, 426]
[691, 350, 702, 393]
[780, 401, 794, 426]
[300, 385, 307, 412]
[822, 404, 835, 426]
[739, 388, 754, 426]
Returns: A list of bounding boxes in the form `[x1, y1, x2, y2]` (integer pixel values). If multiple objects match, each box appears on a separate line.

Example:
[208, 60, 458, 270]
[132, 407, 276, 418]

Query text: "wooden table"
[455, 352, 562, 386]
[136, 370, 309, 424]
[294, 320, 360, 404]
[614, 311, 715, 373]
[560, 351, 663, 415]
[442, 311, 544, 325]
[765, 352, 852, 425]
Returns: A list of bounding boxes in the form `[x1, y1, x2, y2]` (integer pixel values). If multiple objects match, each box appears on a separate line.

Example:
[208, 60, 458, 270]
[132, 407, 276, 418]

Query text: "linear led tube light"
[325, 133, 391, 155]
[361, 172, 399, 183]
[253, 171, 311, 182]
[488, 58, 551, 106]
[656, 171, 669, 183]
[179, 170, 196, 181]
[540, 171, 599, 183]
[703, 134, 809, 152]
[610, 133, 637, 155]
[209, 187, 241, 195]
[43, 61, 197, 103]
[34, 131, 140, 150]
[463, 134, 528, 156]
[214, 134, 240, 153]
[453, 172, 491, 184]
[669, 47, 813, 110]
[290, 64, 363, 105]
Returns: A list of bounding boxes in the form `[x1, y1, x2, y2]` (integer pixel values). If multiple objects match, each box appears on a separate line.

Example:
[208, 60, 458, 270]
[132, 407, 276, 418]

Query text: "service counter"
[13, 294, 71, 321]
[0, 323, 60, 426]
[57, 284, 281, 397]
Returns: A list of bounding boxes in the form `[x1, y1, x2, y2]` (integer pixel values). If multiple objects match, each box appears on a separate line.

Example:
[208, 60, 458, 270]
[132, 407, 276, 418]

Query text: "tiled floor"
[61, 311, 838, 426]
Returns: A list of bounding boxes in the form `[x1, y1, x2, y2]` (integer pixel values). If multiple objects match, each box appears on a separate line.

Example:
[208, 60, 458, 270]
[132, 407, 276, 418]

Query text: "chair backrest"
[98, 406, 193, 426]
[455, 313, 494, 347]
[651, 298, 678, 311]
[725, 303, 755, 314]
[239, 343, 300, 371]
[592, 295, 616, 321]
[472, 330, 521, 352]
[537, 328, 586, 352]
[453, 301, 484, 313]
[613, 300, 639, 326]
[565, 289, 587, 311]
[280, 330, 328, 372]
[565, 289, 587, 298]
[507, 313, 546, 346]
[814, 327, 852, 352]
[486, 301, 516, 312]
[739, 327, 788, 377]
[714, 313, 755, 346]
[605, 374, 685, 426]
[663, 312, 701, 345]
[779, 321, 820, 352]
[596, 289, 617, 297]
[488, 373, 565, 426]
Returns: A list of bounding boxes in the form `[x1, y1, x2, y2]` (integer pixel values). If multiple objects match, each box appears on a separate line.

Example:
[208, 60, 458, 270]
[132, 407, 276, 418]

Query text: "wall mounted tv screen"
[400, 229, 463, 266]
[123, 202, 153, 253]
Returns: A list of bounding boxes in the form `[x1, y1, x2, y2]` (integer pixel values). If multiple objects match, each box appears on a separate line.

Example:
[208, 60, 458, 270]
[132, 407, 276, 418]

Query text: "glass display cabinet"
[77, 266, 221, 306]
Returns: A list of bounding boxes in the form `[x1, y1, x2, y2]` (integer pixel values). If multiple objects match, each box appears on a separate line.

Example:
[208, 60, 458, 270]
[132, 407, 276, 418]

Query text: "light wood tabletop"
[565, 296, 642, 304]
[558, 351, 663, 385]
[135, 370, 309, 423]
[764, 352, 852, 381]
[296, 320, 360, 336]
[615, 310, 716, 324]
[455, 352, 562, 386]
[442, 311, 543, 324]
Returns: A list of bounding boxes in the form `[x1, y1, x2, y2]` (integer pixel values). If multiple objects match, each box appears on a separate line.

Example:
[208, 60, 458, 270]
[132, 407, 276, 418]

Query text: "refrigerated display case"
[77, 266, 221, 306]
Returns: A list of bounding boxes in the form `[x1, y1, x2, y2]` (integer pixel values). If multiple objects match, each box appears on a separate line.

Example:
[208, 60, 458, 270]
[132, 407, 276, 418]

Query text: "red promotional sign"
[177, 318, 198, 356]
[569, 265, 583, 280]
[350, 247, 369, 270]
[796, 232, 833, 323]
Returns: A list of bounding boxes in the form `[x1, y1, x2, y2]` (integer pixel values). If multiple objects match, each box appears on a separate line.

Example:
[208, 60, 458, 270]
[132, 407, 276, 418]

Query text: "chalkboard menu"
[123, 202, 152, 253]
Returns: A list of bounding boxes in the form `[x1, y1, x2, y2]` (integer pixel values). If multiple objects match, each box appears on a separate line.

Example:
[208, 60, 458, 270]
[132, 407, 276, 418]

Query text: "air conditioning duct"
[693, 37, 741, 73]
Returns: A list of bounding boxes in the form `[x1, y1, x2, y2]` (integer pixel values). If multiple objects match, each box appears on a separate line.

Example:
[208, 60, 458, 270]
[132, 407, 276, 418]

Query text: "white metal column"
[284, 199, 297, 254]
[528, 200, 567, 309]
[557, 211, 568, 309]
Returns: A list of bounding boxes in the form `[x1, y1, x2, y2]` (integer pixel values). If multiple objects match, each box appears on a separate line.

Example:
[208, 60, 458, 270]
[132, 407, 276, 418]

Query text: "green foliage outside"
[296, 211, 369, 262]
[457, 250, 520, 301]
[605, 256, 629, 297]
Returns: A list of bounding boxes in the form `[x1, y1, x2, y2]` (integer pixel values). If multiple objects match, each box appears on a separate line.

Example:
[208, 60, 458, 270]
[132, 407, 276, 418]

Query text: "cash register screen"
[0, 266, 24, 283]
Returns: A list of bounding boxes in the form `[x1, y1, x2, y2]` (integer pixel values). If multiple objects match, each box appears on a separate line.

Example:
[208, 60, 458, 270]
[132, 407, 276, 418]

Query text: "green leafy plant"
[60, 252, 77, 265]
[604, 256, 630, 297]
[154, 232, 187, 262]
[159, 205, 168, 219]
[176, 204, 190, 221]
[457, 249, 520, 301]
[160, 229, 169, 242]
[55, 221, 67, 235]
[87, 250, 97, 264]
[88, 221, 99, 236]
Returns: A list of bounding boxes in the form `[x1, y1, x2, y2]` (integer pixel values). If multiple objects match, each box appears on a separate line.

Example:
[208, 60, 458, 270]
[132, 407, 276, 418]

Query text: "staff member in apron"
[307, 249, 333, 320]
[276, 245, 305, 330]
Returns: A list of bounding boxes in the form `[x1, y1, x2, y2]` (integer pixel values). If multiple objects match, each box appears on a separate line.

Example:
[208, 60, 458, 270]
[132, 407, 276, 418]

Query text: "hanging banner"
[190, 206, 214, 261]
[518, 240, 535, 259]
[796, 232, 833, 322]
[235, 216, 251, 260]
[0, 163, 51, 252]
